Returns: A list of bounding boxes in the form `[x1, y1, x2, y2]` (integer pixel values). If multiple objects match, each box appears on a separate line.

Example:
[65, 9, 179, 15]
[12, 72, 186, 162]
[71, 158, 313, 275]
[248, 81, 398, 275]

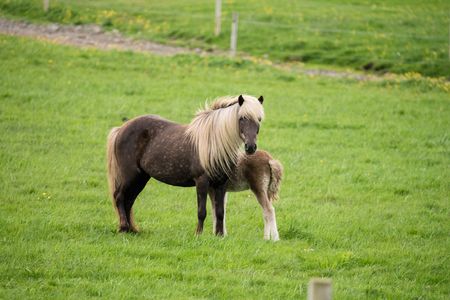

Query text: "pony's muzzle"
[245, 143, 257, 154]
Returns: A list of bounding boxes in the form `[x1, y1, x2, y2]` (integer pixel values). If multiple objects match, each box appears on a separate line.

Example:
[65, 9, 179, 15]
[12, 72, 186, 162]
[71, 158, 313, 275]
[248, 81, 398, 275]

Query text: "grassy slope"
[0, 0, 449, 77]
[0, 35, 449, 299]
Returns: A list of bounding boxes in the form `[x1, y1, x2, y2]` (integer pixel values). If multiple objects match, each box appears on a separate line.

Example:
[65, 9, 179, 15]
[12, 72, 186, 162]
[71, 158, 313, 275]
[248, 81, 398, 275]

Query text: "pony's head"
[236, 95, 264, 154]
[186, 94, 264, 178]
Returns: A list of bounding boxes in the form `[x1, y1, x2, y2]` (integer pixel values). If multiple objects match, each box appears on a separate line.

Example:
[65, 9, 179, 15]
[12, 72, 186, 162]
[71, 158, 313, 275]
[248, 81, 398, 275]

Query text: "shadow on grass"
[281, 223, 315, 242]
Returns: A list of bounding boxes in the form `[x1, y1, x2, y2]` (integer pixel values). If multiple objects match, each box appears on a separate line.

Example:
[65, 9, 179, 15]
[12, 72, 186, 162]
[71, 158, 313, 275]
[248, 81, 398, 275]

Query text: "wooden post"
[43, 0, 49, 12]
[307, 278, 332, 300]
[214, 0, 222, 36]
[230, 12, 238, 57]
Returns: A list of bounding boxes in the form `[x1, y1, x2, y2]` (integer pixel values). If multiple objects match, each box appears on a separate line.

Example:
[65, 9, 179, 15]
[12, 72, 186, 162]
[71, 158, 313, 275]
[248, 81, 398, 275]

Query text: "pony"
[208, 150, 283, 241]
[107, 95, 264, 236]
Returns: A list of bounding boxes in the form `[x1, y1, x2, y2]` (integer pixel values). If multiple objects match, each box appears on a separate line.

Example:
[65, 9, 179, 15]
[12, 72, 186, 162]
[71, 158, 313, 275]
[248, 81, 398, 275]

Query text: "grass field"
[0, 34, 449, 299]
[1, 0, 449, 77]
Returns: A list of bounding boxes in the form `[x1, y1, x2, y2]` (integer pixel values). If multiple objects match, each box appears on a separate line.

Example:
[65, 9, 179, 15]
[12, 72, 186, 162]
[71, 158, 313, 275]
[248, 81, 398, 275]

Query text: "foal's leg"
[195, 176, 209, 235]
[208, 189, 217, 234]
[223, 193, 228, 236]
[269, 203, 279, 241]
[255, 191, 279, 241]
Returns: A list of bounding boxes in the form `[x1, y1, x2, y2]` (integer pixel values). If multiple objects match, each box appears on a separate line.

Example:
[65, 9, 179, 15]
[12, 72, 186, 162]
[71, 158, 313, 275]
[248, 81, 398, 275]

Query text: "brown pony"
[209, 150, 283, 241]
[107, 95, 264, 235]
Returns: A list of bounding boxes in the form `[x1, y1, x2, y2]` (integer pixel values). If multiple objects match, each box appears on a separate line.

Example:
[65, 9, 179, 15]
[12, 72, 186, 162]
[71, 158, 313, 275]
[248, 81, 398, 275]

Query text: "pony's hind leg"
[125, 174, 150, 232]
[114, 191, 129, 232]
[114, 173, 150, 233]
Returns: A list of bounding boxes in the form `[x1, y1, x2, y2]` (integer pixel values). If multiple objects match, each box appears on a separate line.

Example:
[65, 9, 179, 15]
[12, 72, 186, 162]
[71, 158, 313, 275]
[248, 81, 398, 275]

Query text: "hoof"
[119, 222, 139, 233]
[118, 228, 129, 233]
[214, 225, 224, 236]
[129, 225, 140, 234]
[195, 226, 203, 235]
[272, 232, 280, 241]
[214, 230, 224, 237]
[118, 225, 131, 233]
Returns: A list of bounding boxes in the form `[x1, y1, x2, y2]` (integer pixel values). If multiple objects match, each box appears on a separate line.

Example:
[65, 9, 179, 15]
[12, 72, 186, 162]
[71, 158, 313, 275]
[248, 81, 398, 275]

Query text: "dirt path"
[0, 17, 375, 81]
[0, 18, 190, 56]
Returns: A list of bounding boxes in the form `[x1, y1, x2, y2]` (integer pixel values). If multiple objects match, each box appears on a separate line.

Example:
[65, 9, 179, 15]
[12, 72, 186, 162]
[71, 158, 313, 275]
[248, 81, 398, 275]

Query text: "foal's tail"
[267, 159, 283, 202]
[107, 127, 121, 201]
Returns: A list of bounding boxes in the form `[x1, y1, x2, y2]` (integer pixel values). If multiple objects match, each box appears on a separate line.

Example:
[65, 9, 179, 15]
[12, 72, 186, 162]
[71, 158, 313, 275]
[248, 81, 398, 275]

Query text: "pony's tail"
[267, 159, 283, 202]
[107, 127, 121, 203]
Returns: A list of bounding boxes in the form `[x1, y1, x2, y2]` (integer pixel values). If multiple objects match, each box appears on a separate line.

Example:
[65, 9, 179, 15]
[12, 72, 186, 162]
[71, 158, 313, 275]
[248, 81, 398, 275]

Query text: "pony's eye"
[258, 117, 262, 122]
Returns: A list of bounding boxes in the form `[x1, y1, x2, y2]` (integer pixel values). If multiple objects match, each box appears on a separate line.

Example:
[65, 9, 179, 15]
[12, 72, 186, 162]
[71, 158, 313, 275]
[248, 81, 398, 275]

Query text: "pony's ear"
[238, 95, 245, 106]
[258, 96, 264, 104]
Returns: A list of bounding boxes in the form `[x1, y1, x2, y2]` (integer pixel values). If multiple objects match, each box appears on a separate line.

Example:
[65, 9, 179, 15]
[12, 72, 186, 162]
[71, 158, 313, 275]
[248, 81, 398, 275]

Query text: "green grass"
[1, 0, 449, 77]
[0, 35, 449, 299]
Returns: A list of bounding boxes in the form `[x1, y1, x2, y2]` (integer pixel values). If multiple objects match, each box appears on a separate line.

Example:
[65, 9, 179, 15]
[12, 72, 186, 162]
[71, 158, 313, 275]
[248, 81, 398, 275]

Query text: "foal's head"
[237, 95, 264, 155]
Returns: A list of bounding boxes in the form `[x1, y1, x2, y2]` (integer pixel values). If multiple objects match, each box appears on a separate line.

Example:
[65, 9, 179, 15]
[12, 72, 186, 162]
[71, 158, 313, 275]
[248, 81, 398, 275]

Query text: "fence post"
[43, 0, 49, 12]
[307, 278, 332, 300]
[230, 12, 238, 57]
[215, 0, 222, 36]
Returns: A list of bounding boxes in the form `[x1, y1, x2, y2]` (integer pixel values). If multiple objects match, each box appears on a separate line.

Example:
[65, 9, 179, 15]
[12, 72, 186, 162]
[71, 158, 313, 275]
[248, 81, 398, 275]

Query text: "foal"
[209, 150, 283, 241]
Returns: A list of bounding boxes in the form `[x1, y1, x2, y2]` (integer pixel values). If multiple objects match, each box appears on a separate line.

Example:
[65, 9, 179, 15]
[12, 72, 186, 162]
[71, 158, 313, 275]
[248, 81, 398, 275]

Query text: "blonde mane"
[186, 95, 264, 178]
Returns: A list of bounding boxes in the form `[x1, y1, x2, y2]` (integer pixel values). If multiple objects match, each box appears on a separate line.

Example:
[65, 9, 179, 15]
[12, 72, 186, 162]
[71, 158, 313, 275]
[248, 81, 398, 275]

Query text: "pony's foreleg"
[213, 185, 227, 236]
[195, 177, 209, 235]
[256, 192, 279, 241]
[209, 190, 228, 235]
